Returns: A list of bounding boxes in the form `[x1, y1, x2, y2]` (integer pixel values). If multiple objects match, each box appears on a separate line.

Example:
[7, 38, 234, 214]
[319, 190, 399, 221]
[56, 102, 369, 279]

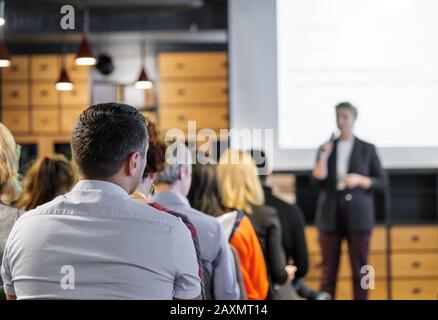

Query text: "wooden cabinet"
[60, 106, 83, 132]
[392, 280, 438, 300]
[31, 109, 59, 133]
[391, 226, 438, 250]
[159, 52, 227, 79]
[306, 279, 388, 300]
[304, 225, 438, 300]
[159, 106, 228, 133]
[31, 55, 60, 81]
[65, 54, 90, 82]
[1, 55, 29, 80]
[159, 80, 228, 105]
[60, 83, 90, 106]
[305, 226, 387, 255]
[391, 253, 438, 277]
[1, 84, 29, 108]
[158, 51, 229, 137]
[31, 83, 58, 107]
[2, 110, 30, 133]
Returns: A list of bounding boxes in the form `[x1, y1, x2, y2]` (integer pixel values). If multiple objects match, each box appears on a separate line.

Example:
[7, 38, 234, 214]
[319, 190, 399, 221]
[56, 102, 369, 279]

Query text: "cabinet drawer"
[2, 110, 30, 133]
[391, 253, 438, 277]
[159, 80, 228, 104]
[61, 107, 83, 132]
[392, 280, 438, 300]
[60, 83, 90, 106]
[31, 83, 59, 107]
[1, 55, 29, 80]
[31, 109, 59, 133]
[307, 252, 387, 279]
[158, 52, 228, 78]
[2, 84, 29, 108]
[65, 54, 90, 82]
[391, 226, 438, 250]
[31, 55, 60, 81]
[159, 107, 228, 132]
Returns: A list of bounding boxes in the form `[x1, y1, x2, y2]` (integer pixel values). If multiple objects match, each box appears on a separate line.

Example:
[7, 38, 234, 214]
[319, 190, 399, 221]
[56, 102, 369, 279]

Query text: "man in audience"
[1, 103, 201, 300]
[250, 149, 331, 300]
[153, 142, 240, 300]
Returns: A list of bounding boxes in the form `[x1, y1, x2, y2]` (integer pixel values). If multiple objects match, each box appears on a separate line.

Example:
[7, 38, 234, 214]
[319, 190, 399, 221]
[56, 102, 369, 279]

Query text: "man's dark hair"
[335, 101, 358, 118]
[249, 149, 268, 184]
[71, 103, 148, 179]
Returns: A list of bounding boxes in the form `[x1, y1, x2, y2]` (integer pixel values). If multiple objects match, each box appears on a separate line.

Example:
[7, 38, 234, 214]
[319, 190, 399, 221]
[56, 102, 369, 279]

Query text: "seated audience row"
[0, 102, 321, 300]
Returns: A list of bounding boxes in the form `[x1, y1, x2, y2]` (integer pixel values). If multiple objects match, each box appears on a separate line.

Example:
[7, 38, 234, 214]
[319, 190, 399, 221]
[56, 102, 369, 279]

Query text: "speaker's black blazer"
[312, 137, 387, 232]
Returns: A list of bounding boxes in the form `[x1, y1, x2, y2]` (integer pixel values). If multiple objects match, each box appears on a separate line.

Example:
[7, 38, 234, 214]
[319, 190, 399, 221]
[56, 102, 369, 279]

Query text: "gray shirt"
[152, 191, 240, 300]
[0, 203, 23, 285]
[1, 180, 201, 299]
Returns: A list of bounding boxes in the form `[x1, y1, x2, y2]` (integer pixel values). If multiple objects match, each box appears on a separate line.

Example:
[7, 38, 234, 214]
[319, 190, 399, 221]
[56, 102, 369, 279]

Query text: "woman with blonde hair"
[17, 154, 77, 211]
[217, 149, 296, 300]
[0, 123, 23, 295]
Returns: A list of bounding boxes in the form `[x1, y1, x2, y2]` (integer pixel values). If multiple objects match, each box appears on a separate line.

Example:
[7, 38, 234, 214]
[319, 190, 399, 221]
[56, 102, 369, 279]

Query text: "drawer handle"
[72, 91, 78, 96]
[177, 115, 185, 121]
[177, 89, 185, 96]
[412, 287, 421, 294]
[40, 64, 48, 71]
[10, 90, 19, 98]
[176, 62, 185, 69]
[222, 61, 228, 68]
[222, 88, 228, 95]
[11, 65, 19, 72]
[41, 90, 49, 97]
[41, 118, 49, 125]
[411, 261, 421, 268]
[411, 234, 420, 242]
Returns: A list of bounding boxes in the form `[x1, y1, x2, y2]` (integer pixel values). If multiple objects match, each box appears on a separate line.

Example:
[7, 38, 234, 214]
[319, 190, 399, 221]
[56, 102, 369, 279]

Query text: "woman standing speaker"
[312, 102, 387, 300]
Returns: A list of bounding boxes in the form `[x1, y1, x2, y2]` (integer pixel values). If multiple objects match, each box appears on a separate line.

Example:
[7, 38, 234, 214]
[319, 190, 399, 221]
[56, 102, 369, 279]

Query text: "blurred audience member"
[188, 163, 247, 299]
[250, 149, 331, 300]
[154, 142, 240, 300]
[0, 123, 24, 294]
[17, 155, 77, 211]
[131, 121, 206, 299]
[217, 149, 295, 300]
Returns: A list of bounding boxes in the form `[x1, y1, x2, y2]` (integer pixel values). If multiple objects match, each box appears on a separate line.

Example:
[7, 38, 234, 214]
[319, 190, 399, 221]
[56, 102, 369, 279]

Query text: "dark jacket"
[262, 186, 309, 279]
[313, 137, 387, 232]
[247, 205, 288, 287]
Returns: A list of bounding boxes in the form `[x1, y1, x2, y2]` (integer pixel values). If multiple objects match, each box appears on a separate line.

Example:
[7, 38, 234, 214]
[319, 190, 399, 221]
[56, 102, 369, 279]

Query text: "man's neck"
[155, 183, 183, 196]
[339, 133, 354, 141]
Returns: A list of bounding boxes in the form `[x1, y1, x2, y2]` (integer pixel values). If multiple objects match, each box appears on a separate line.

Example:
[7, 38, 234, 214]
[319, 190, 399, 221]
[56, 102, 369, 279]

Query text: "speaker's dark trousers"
[318, 191, 371, 300]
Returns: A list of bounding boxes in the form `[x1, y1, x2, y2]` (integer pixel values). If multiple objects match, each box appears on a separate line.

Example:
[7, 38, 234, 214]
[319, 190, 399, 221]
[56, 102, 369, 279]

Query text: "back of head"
[18, 155, 77, 211]
[0, 123, 21, 204]
[217, 149, 264, 214]
[187, 163, 224, 217]
[144, 120, 167, 177]
[71, 103, 148, 179]
[155, 141, 192, 185]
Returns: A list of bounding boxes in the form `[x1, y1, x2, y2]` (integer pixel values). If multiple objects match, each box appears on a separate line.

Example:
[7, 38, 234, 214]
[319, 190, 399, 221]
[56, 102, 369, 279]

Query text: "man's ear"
[127, 151, 142, 177]
[178, 165, 185, 181]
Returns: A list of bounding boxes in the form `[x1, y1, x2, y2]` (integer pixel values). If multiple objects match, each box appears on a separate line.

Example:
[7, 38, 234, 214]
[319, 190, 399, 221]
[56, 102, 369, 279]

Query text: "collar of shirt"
[72, 179, 128, 196]
[152, 191, 191, 209]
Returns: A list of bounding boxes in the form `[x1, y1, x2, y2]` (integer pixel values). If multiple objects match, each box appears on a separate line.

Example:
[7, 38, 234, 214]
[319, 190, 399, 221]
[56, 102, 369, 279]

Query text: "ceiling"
[3, 0, 227, 36]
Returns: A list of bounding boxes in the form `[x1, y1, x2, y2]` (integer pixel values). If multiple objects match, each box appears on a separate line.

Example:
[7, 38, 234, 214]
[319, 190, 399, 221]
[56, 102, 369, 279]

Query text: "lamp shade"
[134, 67, 153, 90]
[75, 34, 96, 66]
[0, 38, 10, 67]
[55, 66, 74, 91]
